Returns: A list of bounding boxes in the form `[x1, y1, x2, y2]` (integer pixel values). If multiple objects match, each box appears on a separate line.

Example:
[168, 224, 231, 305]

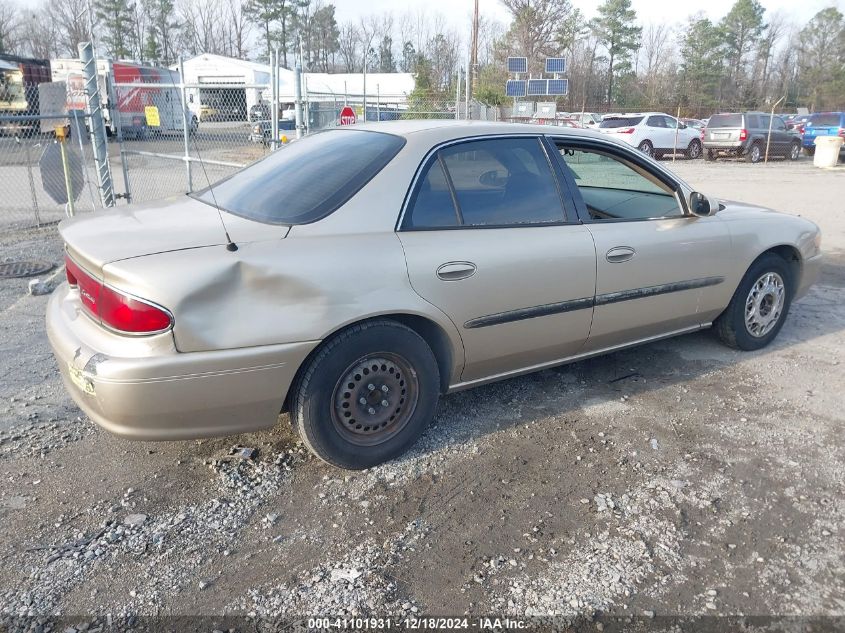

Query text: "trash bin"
[813, 135, 844, 168]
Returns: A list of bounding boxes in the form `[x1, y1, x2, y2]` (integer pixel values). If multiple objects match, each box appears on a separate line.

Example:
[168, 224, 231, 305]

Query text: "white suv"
[598, 112, 703, 159]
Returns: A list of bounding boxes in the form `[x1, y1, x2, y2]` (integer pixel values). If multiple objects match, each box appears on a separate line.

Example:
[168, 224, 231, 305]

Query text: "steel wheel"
[744, 272, 786, 338]
[330, 353, 419, 447]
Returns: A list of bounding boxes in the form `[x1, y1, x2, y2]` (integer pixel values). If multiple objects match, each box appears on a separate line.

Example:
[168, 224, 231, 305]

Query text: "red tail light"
[739, 129, 748, 141]
[839, 128, 845, 137]
[616, 127, 635, 134]
[797, 125, 805, 135]
[700, 129, 705, 140]
[64, 254, 172, 334]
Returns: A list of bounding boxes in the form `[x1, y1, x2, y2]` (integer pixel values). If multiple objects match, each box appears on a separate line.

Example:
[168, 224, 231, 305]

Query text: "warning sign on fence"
[144, 106, 161, 127]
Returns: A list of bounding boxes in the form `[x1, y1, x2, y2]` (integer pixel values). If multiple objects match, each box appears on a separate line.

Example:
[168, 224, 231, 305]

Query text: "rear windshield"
[599, 116, 644, 128]
[708, 114, 743, 128]
[194, 129, 405, 224]
[808, 113, 842, 127]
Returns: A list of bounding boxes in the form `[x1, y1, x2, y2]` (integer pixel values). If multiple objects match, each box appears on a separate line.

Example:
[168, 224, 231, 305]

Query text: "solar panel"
[545, 58, 566, 74]
[505, 80, 527, 97]
[506, 57, 528, 73]
[527, 79, 548, 96]
[548, 79, 569, 96]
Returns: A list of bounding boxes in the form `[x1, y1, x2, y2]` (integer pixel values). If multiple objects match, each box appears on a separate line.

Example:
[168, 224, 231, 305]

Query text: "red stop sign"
[339, 105, 356, 125]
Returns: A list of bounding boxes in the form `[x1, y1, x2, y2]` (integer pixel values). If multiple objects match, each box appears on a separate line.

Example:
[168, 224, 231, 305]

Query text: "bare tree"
[337, 22, 359, 72]
[501, 0, 573, 72]
[0, 0, 21, 54]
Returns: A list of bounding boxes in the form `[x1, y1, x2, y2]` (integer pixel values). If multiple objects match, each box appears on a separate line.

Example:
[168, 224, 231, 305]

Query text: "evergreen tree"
[590, 0, 641, 106]
[680, 16, 725, 108]
[95, 0, 136, 58]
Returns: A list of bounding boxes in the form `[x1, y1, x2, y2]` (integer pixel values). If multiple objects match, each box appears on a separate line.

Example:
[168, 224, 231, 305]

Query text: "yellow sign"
[144, 105, 161, 127]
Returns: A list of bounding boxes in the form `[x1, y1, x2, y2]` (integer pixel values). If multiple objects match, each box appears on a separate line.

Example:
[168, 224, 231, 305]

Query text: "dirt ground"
[0, 158, 843, 628]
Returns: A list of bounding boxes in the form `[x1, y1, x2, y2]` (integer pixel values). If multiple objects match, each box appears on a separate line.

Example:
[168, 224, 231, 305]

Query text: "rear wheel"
[637, 140, 654, 158]
[789, 142, 800, 161]
[745, 142, 762, 163]
[715, 253, 793, 351]
[705, 149, 716, 161]
[290, 320, 440, 469]
[803, 146, 815, 157]
[686, 139, 703, 159]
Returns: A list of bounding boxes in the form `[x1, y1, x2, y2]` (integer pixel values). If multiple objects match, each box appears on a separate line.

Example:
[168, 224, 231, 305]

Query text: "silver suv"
[703, 112, 801, 163]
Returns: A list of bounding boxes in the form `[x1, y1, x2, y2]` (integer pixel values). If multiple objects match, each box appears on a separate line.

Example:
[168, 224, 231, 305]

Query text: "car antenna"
[190, 126, 238, 252]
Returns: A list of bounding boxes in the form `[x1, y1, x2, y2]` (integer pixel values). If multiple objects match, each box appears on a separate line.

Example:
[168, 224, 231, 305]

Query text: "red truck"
[0, 54, 51, 133]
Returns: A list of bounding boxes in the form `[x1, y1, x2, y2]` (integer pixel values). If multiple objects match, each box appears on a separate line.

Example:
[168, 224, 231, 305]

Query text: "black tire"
[745, 142, 762, 163]
[686, 139, 703, 159]
[637, 140, 654, 158]
[803, 146, 815, 157]
[290, 320, 440, 469]
[789, 141, 800, 161]
[714, 253, 793, 351]
[705, 149, 716, 161]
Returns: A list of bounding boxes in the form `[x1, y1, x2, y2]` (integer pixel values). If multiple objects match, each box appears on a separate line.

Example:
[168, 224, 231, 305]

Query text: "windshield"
[599, 116, 644, 128]
[194, 129, 405, 225]
[808, 113, 842, 127]
[708, 114, 743, 128]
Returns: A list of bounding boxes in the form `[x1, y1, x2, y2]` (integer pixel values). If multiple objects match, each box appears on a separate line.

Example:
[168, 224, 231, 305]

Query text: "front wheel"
[637, 140, 654, 158]
[714, 253, 793, 351]
[686, 139, 702, 159]
[290, 320, 440, 469]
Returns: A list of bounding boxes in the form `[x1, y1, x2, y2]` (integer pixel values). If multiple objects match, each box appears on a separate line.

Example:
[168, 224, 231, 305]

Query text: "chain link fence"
[111, 73, 272, 205]
[1, 81, 101, 230]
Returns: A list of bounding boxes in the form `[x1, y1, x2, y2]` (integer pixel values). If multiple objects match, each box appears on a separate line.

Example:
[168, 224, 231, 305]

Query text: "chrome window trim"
[396, 133, 579, 232]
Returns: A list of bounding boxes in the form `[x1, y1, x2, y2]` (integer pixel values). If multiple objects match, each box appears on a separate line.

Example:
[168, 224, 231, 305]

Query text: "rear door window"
[707, 114, 743, 128]
[193, 129, 405, 224]
[646, 116, 666, 128]
[403, 137, 566, 229]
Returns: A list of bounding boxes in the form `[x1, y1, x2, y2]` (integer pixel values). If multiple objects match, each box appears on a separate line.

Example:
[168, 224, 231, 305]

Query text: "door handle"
[436, 261, 477, 281]
[606, 246, 636, 263]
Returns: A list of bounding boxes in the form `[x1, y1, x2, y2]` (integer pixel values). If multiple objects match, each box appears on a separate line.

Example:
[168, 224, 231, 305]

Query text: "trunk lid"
[59, 195, 288, 274]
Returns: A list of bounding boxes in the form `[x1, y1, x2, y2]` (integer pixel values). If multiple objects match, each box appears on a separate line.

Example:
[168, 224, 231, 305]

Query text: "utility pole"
[469, 0, 479, 101]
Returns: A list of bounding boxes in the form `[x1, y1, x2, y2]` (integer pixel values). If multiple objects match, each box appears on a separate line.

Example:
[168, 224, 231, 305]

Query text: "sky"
[332, 0, 841, 30]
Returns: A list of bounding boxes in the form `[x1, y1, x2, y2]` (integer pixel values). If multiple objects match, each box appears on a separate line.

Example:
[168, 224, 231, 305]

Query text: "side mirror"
[679, 122, 687, 129]
[689, 191, 715, 217]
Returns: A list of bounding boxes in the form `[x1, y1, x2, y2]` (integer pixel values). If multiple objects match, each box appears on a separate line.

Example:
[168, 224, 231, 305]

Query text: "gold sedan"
[47, 121, 822, 469]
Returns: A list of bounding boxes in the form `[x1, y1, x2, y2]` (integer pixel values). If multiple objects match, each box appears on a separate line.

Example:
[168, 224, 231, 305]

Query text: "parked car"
[703, 112, 801, 163]
[681, 118, 706, 131]
[572, 112, 603, 127]
[784, 114, 811, 133]
[47, 121, 822, 469]
[598, 112, 703, 159]
[249, 102, 271, 123]
[801, 112, 845, 156]
[249, 118, 296, 144]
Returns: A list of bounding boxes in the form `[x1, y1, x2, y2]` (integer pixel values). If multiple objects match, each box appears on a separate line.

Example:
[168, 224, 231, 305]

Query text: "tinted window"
[404, 159, 458, 228]
[599, 116, 644, 128]
[556, 145, 682, 221]
[708, 114, 743, 128]
[439, 138, 564, 226]
[194, 130, 405, 224]
[646, 116, 666, 128]
[809, 113, 842, 127]
[773, 116, 786, 131]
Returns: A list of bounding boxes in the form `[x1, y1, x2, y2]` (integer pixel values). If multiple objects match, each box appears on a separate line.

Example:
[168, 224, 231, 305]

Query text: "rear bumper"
[703, 141, 746, 154]
[796, 253, 823, 301]
[46, 283, 318, 440]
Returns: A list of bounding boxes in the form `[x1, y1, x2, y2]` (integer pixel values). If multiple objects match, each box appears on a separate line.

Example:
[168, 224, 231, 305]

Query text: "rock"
[650, 438, 659, 450]
[643, 610, 655, 618]
[330, 568, 362, 583]
[123, 514, 147, 527]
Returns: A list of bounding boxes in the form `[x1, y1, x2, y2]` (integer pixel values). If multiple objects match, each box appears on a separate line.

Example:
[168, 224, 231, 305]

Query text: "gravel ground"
[0, 158, 843, 627]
